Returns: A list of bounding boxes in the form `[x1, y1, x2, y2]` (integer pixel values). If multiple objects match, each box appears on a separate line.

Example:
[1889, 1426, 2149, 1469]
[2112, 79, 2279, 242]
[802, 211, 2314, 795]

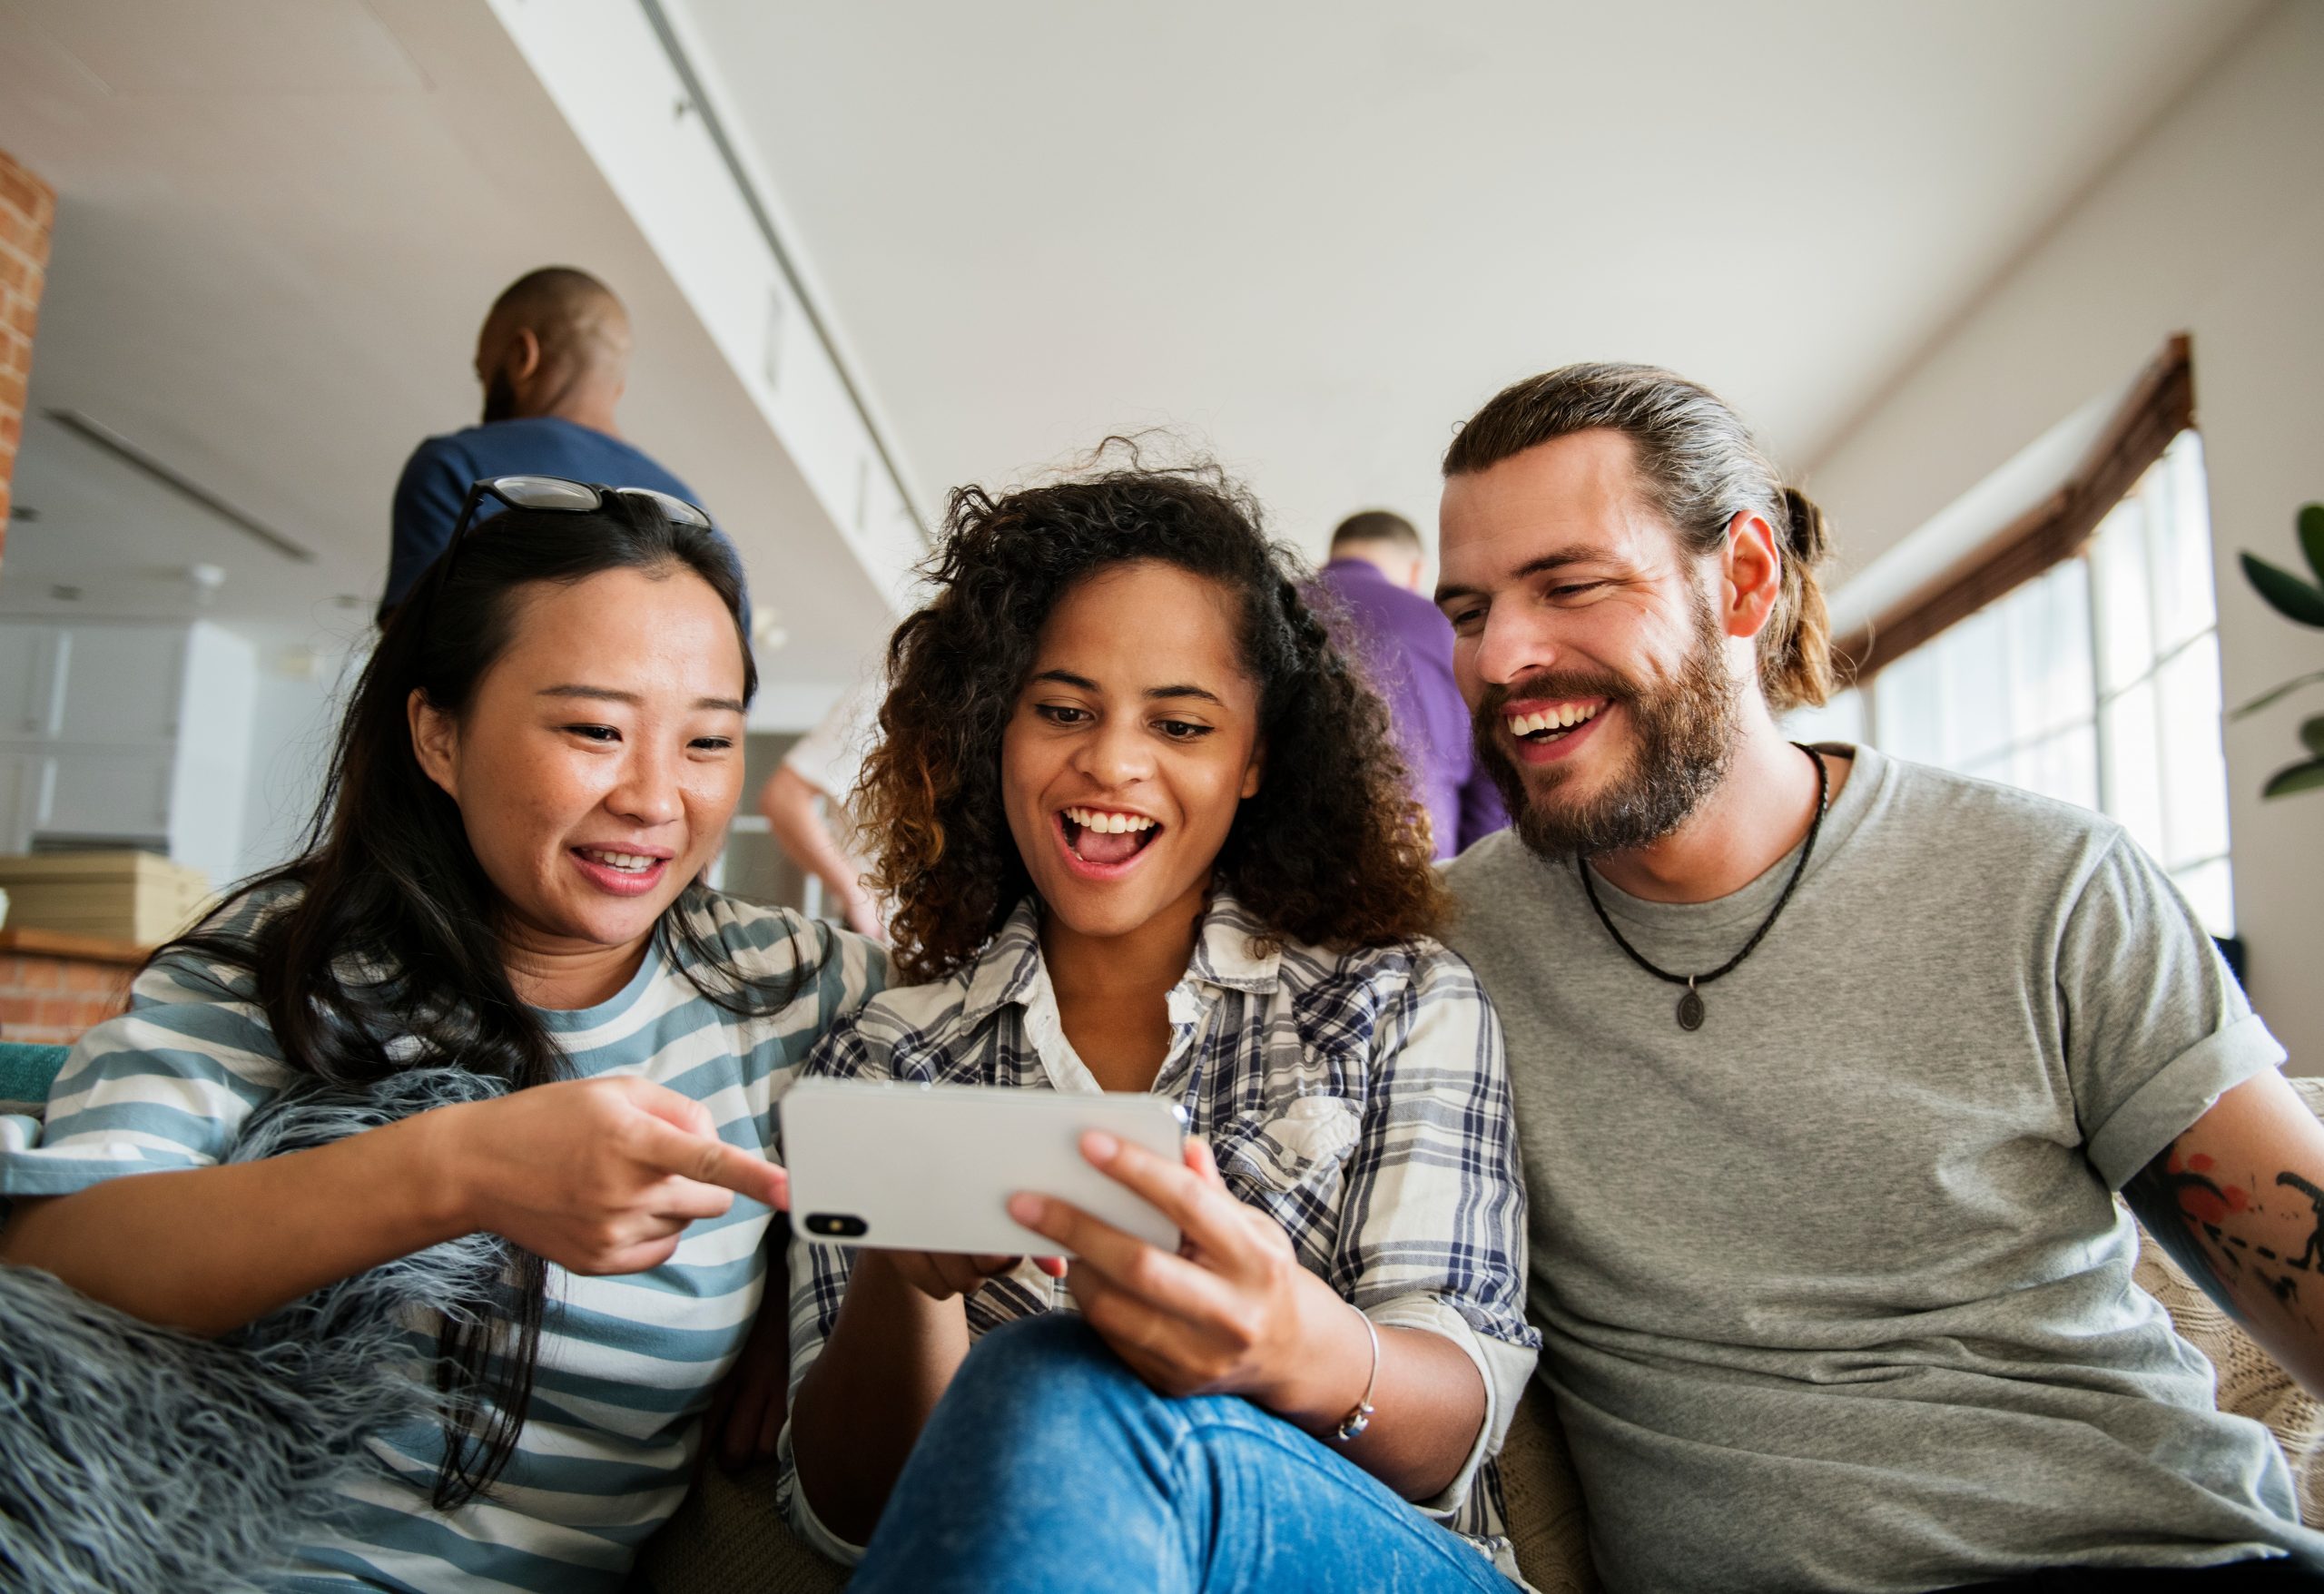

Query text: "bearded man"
[1435, 362, 2324, 1593]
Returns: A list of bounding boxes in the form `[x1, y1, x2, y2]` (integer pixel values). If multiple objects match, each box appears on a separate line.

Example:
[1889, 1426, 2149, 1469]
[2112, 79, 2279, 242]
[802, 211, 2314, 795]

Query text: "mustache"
[1474, 668, 1636, 725]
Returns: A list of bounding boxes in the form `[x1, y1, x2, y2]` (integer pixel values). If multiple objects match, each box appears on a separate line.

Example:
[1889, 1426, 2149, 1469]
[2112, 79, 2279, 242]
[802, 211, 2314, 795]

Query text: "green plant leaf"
[2263, 757, 2324, 799]
[2306, 714, 2324, 757]
[2242, 552, 2324, 626]
[2301, 503, 2324, 585]
[2232, 669, 2324, 718]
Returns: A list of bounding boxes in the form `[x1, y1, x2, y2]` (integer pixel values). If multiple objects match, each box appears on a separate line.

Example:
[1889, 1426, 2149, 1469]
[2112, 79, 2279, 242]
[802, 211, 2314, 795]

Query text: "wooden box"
[0, 851, 213, 945]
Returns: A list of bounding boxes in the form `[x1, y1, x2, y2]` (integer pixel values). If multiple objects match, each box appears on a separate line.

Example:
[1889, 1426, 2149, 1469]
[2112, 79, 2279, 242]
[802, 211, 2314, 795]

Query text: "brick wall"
[0, 146, 55, 565]
[0, 950, 132, 1046]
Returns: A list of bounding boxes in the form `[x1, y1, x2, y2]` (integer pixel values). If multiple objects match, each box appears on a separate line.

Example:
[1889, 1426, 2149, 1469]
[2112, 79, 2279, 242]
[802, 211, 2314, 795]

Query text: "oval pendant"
[1677, 989, 1706, 1030]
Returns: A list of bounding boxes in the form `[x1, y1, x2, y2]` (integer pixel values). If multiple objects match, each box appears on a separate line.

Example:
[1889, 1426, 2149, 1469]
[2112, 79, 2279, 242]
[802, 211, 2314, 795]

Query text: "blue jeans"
[852, 1314, 1521, 1594]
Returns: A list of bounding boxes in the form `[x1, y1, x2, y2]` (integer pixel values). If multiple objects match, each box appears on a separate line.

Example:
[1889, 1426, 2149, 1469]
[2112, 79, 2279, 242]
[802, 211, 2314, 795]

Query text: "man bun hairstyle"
[1771, 485, 1835, 710]
[1443, 361, 1837, 712]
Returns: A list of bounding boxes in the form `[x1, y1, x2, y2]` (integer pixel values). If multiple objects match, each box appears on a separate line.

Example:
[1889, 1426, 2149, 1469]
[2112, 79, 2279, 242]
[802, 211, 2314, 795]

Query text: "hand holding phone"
[1004, 1129, 1368, 1419]
[855, 1245, 1061, 1305]
[778, 1079, 1187, 1260]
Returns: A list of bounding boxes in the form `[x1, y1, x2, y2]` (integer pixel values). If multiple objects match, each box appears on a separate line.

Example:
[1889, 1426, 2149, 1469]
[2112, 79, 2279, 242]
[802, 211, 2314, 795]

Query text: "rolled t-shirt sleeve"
[2063, 831, 2286, 1190]
[0, 951, 296, 1197]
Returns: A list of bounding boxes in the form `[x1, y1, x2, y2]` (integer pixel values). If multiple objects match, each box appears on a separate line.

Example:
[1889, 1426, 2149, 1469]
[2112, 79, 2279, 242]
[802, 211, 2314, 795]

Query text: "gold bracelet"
[1330, 1302, 1381, 1442]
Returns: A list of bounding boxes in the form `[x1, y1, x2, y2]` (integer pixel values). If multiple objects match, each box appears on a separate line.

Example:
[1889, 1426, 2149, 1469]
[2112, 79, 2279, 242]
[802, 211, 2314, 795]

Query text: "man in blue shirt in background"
[1312, 510, 1506, 859]
[382, 266, 739, 618]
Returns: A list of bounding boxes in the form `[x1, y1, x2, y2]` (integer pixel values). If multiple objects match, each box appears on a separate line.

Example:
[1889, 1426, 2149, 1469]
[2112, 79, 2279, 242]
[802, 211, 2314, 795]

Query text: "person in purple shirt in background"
[1311, 511, 1507, 859]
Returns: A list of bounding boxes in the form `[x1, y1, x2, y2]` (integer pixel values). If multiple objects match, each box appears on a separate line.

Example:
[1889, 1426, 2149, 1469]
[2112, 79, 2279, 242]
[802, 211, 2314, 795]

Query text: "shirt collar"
[959, 899, 1047, 1028]
[956, 888, 1281, 1028]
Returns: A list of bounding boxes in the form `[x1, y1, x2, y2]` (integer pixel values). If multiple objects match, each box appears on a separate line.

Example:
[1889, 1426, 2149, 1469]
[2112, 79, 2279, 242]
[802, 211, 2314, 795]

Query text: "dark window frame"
[1835, 333, 2194, 684]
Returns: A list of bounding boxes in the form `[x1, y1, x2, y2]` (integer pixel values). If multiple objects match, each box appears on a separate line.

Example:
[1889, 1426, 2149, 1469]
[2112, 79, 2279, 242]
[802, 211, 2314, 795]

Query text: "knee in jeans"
[960, 1312, 1110, 1382]
[950, 1312, 1146, 1414]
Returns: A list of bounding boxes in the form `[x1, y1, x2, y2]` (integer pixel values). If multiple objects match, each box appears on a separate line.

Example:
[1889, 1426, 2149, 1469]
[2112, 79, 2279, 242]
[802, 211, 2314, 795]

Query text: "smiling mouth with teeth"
[577, 847, 661, 874]
[1059, 805, 1160, 866]
[1507, 702, 1606, 743]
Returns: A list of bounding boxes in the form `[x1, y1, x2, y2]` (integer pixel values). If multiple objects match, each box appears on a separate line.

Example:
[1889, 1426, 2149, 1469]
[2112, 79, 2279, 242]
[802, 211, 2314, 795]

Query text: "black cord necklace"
[1577, 743, 1829, 1032]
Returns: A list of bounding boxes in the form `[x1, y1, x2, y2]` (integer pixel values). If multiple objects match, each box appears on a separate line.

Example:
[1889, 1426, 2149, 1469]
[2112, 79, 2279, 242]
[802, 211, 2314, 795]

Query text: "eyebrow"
[1031, 668, 1226, 706]
[1433, 544, 1608, 606]
[538, 684, 747, 714]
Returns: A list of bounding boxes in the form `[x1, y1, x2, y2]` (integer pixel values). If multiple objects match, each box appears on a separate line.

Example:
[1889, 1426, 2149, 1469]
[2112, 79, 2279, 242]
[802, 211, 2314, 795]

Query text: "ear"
[1400, 556, 1426, 593]
[1240, 735, 1265, 802]
[1718, 508, 1783, 641]
[409, 688, 461, 802]
[507, 326, 543, 384]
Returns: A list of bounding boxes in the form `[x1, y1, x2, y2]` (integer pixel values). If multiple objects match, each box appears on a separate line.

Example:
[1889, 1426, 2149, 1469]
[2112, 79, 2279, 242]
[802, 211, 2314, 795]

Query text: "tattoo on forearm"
[2127, 1148, 2324, 1334]
[2276, 1173, 2324, 1273]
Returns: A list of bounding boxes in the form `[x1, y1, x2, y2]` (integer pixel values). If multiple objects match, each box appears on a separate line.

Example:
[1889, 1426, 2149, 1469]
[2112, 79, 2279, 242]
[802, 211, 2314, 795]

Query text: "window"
[2093, 431, 2234, 930]
[1795, 430, 2234, 933]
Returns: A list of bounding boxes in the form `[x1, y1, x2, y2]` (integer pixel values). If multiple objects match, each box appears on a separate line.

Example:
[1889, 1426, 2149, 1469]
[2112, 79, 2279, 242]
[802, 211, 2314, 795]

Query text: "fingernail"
[1083, 1130, 1119, 1161]
[1008, 1192, 1045, 1224]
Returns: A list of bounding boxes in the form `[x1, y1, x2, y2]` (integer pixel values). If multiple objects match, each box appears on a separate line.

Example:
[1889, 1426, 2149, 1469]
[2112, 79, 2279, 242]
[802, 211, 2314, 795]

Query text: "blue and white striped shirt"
[0, 887, 886, 1593]
[776, 891, 1539, 1579]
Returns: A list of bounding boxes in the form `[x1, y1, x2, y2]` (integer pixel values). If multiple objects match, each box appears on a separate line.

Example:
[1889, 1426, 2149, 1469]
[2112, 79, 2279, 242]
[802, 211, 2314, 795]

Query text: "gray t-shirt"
[1444, 743, 2317, 1594]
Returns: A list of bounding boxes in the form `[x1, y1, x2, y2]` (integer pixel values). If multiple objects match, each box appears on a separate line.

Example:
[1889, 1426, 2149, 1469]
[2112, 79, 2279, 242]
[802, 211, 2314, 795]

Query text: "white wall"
[1808, 0, 2324, 1064]
[233, 640, 357, 886]
[170, 621, 258, 889]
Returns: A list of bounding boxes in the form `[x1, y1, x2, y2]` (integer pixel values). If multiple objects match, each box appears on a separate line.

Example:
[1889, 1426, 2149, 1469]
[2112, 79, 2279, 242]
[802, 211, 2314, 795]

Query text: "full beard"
[1473, 585, 1741, 861]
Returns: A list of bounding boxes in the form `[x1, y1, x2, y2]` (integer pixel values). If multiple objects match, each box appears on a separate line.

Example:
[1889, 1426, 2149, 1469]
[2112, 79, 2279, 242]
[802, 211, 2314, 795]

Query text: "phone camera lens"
[805, 1213, 869, 1238]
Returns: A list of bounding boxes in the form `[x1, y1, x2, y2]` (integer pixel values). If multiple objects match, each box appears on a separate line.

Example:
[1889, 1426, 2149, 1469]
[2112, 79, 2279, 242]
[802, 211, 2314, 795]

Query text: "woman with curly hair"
[773, 459, 1538, 1592]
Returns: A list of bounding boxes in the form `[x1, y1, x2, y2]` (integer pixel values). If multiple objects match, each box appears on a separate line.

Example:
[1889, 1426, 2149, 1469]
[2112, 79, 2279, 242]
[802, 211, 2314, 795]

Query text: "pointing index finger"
[631, 1114, 787, 1208]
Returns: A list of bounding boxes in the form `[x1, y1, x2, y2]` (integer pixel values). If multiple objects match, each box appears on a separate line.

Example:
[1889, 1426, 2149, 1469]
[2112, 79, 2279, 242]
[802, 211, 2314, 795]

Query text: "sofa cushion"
[632, 1461, 845, 1594]
[0, 1040, 69, 1109]
[1498, 1381, 1599, 1592]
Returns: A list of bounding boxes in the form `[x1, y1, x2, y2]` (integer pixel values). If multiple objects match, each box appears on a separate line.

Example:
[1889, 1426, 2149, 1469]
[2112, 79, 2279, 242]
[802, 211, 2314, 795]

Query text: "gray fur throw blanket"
[0, 1068, 511, 1594]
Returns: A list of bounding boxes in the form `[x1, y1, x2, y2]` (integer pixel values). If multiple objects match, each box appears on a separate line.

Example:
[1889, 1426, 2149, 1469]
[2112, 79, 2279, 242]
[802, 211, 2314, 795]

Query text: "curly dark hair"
[858, 455, 1448, 983]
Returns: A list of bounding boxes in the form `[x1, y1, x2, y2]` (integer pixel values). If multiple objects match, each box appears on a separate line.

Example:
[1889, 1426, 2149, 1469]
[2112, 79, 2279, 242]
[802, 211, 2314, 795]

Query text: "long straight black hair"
[165, 492, 812, 1507]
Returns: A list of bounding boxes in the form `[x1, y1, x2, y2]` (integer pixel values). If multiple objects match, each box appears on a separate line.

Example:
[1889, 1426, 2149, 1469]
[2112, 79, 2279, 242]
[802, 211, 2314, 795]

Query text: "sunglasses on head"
[437, 474, 714, 585]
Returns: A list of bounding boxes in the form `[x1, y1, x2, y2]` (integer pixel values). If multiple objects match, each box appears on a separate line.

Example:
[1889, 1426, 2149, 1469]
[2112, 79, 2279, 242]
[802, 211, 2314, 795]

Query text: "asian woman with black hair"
[0, 485, 882, 1590]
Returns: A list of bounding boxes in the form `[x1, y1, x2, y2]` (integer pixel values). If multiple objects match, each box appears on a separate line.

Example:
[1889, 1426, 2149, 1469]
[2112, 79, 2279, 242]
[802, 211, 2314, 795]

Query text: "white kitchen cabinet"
[0, 619, 256, 888]
[0, 626, 66, 739]
[41, 747, 173, 847]
[0, 748, 54, 855]
[57, 625, 189, 745]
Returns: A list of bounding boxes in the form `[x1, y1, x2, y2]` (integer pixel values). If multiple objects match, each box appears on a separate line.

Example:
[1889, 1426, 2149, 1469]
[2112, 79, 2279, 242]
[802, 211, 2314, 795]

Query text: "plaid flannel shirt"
[775, 890, 1539, 1579]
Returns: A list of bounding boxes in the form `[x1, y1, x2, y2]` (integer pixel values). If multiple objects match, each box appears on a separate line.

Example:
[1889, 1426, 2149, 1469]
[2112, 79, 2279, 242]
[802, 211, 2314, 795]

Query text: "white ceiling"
[678, 0, 2273, 563]
[0, 0, 893, 686]
[0, 0, 2277, 676]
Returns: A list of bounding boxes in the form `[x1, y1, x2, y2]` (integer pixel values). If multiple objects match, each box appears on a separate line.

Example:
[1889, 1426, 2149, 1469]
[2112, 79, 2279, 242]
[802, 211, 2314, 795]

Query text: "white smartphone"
[780, 1078, 1187, 1257]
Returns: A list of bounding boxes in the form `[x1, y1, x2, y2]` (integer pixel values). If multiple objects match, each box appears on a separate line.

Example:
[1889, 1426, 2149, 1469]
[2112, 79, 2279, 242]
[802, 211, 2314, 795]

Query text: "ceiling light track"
[43, 408, 316, 564]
